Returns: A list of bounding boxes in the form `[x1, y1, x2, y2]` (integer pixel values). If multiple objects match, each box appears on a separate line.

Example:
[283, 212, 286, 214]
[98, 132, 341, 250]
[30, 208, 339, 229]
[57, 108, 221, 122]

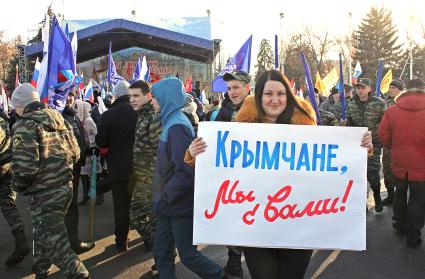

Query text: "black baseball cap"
[356, 78, 371, 87]
[223, 70, 251, 84]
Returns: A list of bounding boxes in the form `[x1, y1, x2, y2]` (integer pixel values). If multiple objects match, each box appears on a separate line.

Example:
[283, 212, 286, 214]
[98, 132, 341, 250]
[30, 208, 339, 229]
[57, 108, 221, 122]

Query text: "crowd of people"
[0, 67, 424, 279]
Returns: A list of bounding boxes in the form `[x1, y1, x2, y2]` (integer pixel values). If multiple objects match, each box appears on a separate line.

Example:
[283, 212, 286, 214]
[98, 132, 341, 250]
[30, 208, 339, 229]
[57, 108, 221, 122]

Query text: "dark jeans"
[153, 216, 223, 279]
[243, 247, 313, 279]
[65, 165, 81, 245]
[110, 180, 131, 245]
[393, 176, 425, 244]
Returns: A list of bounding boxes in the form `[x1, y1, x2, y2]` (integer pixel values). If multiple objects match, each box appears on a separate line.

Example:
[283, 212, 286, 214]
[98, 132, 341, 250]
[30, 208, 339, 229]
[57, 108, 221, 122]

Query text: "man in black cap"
[347, 78, 387, 212]
[379, 78, 425, 248]
[213, 70, 251, 278]
[382, 78, 405, 206]
[215, 70, 251, 122]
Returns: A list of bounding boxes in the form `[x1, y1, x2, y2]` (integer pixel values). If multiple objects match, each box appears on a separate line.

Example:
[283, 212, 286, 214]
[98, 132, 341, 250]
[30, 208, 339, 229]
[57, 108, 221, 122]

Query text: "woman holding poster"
[186, 70, 373, 279]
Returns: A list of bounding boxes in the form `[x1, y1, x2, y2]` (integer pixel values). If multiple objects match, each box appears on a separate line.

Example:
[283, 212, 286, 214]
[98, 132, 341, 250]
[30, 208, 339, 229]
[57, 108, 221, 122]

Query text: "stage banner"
[194, 122, 367, 251]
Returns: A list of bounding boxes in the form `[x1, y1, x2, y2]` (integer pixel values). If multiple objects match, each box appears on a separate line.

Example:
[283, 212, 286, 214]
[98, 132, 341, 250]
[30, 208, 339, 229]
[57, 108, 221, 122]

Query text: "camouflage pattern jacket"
[12, 105, 80, 195]
[319, 109, 338, 126]
[347, 93, 387, 147]
[0, 115, 11, 175]
[133, 103, 162, 177]
[319, 95, 344, 121]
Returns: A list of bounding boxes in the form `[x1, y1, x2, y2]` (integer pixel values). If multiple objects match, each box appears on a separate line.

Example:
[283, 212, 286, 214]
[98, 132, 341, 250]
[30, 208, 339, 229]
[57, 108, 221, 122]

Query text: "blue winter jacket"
[151, 78, 196, 217]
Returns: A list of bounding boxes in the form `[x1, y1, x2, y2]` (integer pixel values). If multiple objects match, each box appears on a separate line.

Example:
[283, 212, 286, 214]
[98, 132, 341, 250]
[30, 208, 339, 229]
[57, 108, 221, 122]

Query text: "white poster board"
[193, 122, 367, 251]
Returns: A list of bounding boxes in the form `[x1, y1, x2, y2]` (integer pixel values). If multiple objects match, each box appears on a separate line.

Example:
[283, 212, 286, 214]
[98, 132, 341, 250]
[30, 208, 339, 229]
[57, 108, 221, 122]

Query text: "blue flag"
[300, 51, 321, 125]
[375, 59, 384, 97]
[275, 35, 279, 69]
[212, 35, 252, 92]
[46, 16, 76, 111]
[133, 56, 142, 81]
[107, 41, 124, 89]
[338, 53, 347, 120]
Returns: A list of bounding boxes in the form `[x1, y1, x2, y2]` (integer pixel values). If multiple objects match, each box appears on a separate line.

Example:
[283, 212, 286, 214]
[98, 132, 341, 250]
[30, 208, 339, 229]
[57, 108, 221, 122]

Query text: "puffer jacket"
[378, 92, 425, 181]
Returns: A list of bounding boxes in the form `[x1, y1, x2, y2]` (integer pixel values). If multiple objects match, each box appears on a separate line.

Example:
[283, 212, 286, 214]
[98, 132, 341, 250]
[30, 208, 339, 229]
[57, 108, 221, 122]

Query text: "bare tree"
[282, 28, 335, 87]
[303, 27, 334, 75]
[0, 31, 18, 83]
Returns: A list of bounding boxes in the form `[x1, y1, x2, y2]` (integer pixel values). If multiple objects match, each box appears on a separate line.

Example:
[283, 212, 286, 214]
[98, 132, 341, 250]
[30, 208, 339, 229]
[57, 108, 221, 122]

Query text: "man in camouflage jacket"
[382, 78, 404, 205]
[0, 110, 30, 266]
[128, 80, 162, 251]
[319, 87, 344, 121]
[10, 83, 90, 278]
[347, 78, 387, 212]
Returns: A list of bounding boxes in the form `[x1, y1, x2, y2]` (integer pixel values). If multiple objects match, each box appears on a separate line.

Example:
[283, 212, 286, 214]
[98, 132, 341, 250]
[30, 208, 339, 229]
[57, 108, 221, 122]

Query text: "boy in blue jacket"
[151, 78, 225, 279]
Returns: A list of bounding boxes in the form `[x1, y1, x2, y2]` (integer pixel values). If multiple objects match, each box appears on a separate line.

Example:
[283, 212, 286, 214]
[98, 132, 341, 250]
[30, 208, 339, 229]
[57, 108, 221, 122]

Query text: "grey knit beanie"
[113, 81, 130, 98]
[11, 83, 40, 108]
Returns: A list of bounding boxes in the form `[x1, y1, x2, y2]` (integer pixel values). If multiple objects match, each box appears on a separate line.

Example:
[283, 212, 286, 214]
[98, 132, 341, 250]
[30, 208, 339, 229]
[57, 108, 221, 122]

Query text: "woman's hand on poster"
[188, 137, 207, 158]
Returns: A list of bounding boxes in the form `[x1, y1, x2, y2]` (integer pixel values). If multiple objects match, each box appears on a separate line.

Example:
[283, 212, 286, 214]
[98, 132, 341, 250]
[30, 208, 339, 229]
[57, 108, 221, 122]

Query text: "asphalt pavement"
[1, 187, 424, 279]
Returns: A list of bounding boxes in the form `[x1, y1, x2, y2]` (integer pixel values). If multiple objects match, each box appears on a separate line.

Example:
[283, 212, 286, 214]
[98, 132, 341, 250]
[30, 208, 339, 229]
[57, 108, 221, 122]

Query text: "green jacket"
[12, 106, 80, 194]
[347, 93, 387, 147]
[133, 103, 162, 175]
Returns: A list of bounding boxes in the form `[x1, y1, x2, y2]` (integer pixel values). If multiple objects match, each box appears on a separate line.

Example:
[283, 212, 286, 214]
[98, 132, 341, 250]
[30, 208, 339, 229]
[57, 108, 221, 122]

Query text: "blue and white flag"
[70, 30, 78, 75]
[141, 56, 150, 82]
[133, 56, 142, 81]
[200, 89, 207, 104]
[353, 61, 362, 79]
[107, 41, 124, 88]
[45, 16, 77, 111]
[212, 35, 252, 92]
[85, 80, 94, 101]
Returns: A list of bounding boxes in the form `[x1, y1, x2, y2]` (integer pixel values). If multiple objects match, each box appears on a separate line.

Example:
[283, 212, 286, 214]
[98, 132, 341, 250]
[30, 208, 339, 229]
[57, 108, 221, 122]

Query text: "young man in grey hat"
[0, 86, 31, 266]
[11, 83, 90, 278]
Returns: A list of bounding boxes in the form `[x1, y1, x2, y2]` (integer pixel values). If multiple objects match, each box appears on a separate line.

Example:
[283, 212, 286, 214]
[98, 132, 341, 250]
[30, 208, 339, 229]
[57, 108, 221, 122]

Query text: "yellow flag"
[322, 68, 339, 96]
[380, 69, 393, 94]
[315, 72, 326, 96]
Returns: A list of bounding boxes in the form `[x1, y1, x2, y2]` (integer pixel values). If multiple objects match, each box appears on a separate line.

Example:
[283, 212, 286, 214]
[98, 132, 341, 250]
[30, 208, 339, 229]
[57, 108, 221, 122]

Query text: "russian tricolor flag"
[30, 58, 41, 88]
[84, 80, 94, 102]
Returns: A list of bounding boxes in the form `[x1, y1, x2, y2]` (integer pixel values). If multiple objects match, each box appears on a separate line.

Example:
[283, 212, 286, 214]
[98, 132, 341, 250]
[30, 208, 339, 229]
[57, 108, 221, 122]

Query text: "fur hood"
[235, 95, 316, 125]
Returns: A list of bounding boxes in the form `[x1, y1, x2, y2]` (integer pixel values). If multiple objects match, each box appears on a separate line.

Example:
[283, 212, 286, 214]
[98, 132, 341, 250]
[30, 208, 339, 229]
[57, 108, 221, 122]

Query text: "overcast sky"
[1, 0, 424, 61]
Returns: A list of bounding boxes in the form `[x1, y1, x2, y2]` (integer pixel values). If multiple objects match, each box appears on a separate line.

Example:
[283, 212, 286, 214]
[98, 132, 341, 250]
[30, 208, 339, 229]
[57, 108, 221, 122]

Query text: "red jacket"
[378, 92, 425, 181]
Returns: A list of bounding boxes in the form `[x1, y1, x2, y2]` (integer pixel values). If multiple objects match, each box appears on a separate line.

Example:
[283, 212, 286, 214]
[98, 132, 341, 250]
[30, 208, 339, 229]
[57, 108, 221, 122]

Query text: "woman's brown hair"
[254, 70, 314, 124]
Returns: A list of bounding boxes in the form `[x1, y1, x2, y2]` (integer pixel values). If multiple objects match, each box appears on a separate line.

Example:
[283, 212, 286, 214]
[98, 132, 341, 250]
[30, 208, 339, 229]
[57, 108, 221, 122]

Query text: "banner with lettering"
[193, 122, 367, 251]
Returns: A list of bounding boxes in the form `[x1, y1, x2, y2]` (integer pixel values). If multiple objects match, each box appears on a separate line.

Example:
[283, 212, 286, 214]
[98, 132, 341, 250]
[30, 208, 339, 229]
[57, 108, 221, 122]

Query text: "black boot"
[382, 187, 394, 206]
[5, 231, 31, 266]
[224, 247, 243, 278]
[373, 191, 383, 213]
